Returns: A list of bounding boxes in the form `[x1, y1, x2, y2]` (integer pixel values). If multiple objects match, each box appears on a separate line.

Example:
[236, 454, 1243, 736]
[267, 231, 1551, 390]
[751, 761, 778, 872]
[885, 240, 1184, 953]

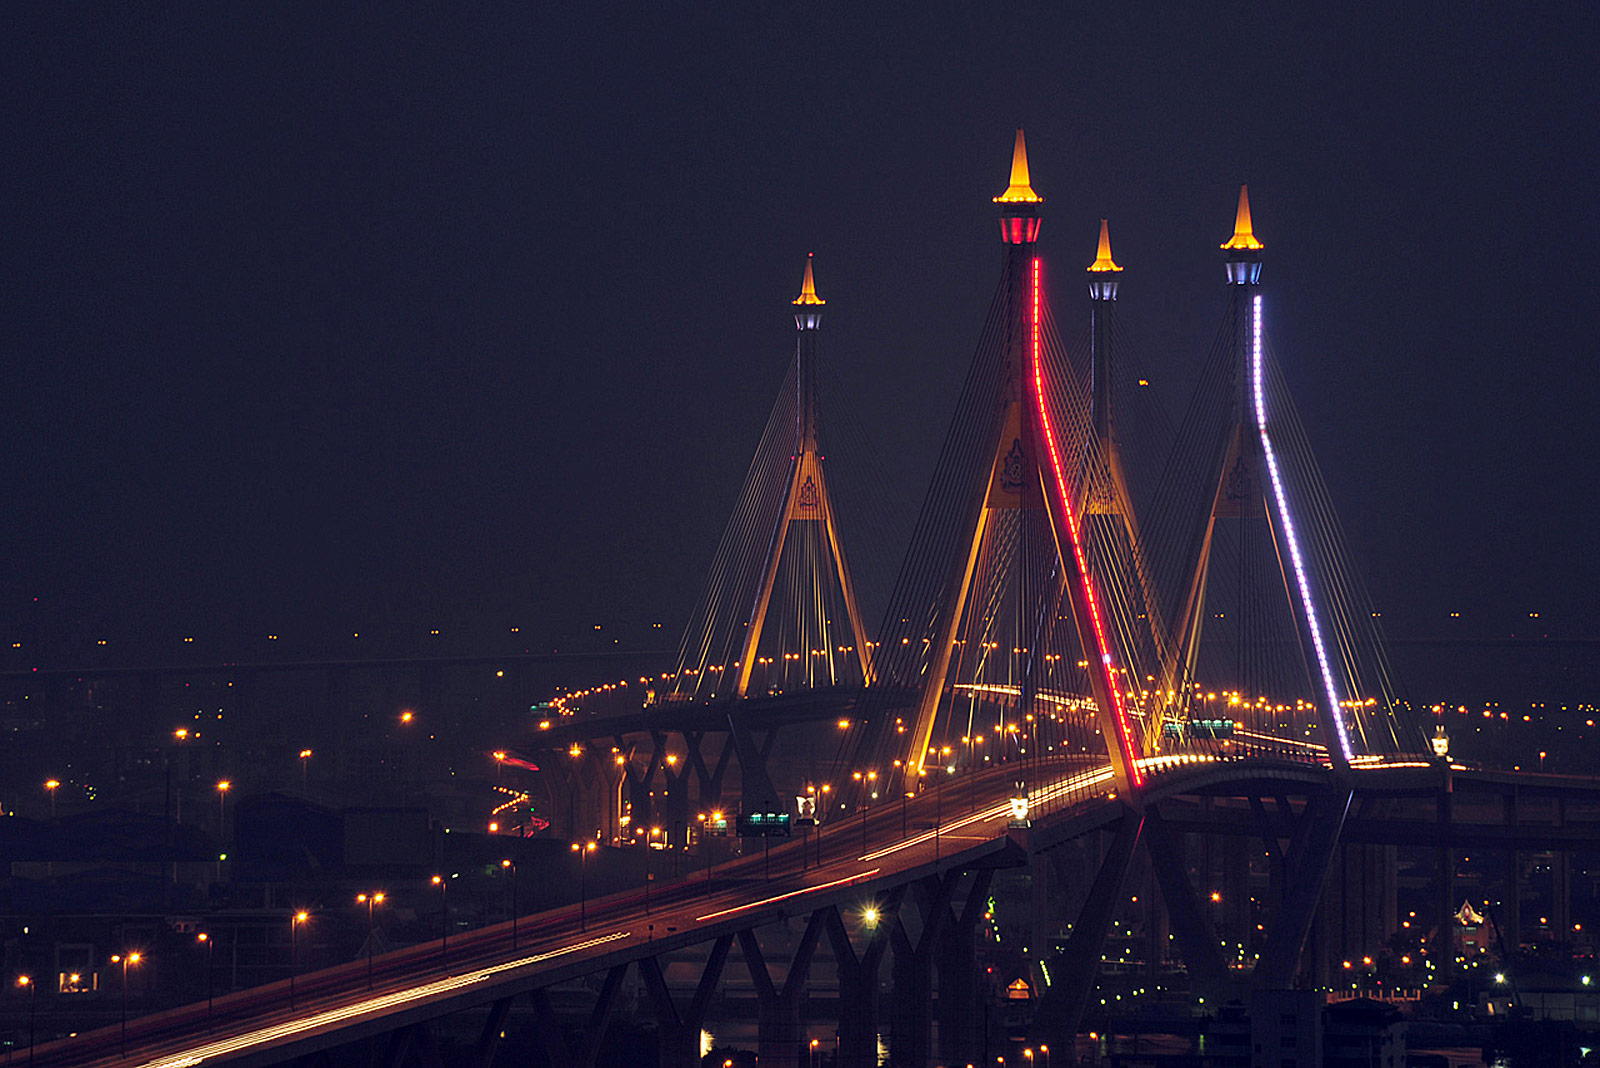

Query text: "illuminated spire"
[993, 128, 1043, 204]
[1087, 218, 1123, 273]
[793, 253, 825, 306]
[1221, 184, 1264, 251]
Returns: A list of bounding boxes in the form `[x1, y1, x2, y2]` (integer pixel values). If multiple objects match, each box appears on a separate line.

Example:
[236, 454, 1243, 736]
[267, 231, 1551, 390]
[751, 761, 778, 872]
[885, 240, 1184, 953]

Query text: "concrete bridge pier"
[740, 913, 824, 1068]
[1030, 811, 1142, 1052]
[825, 890, 901, 1068]
[1503, 791, 1522, 953]
[642, 935, 733, 1068]
[1434, 784, 1454, 985]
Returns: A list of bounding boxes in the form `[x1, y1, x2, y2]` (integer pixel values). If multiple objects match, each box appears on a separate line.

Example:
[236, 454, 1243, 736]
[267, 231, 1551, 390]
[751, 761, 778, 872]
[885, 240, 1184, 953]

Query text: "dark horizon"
[4, 7, 1597, 664]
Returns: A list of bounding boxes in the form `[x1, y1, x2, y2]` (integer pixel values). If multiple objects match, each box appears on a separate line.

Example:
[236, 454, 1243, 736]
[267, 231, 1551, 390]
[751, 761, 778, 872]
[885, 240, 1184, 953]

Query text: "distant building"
[1324, 997, 1405, 1068]
[1248, 989, 1321, 1068]
[1201, 992, 1406, 1068]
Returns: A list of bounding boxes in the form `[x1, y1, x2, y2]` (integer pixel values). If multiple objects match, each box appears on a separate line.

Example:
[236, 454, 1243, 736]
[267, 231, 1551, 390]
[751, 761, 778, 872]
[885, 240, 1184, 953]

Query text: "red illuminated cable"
[1028, 258, 1143, 788]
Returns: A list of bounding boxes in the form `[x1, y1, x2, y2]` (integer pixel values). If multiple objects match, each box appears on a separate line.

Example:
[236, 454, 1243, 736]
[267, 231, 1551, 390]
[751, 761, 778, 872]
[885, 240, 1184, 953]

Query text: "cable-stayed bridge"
[31, 133, 1597, 1068]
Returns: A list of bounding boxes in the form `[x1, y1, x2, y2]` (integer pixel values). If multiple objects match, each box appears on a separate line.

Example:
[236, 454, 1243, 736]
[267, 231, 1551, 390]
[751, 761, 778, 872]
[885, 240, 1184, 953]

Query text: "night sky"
[3, 6, 1597, 663]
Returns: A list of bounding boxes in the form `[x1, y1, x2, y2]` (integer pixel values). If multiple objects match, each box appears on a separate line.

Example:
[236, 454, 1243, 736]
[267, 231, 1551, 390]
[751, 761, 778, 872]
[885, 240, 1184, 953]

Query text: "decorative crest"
[1221, 184, 1264, 251]
[993, 128, 1043, 204]
[793, 253, 825, 306]
[1088, 218, 1123, 273]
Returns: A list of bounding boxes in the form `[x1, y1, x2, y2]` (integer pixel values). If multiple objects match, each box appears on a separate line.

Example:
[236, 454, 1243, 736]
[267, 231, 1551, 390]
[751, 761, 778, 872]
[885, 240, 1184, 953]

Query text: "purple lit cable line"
[1249, 294, 1353, 763]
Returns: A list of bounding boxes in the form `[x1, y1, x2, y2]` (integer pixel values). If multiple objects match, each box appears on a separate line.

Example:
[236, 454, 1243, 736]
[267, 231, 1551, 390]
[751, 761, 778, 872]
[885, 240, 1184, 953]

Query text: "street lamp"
[644, 828, 661, 914]
[289, 911, 309, 1008]
[809, 1038, 819, 1068]
[111, 952, 142, 1056]
[356, 892, 385, 988]
[298, 749, 312, 792]
[196, 933, 214, 1026]
[432, 875, 449, 958]
[572, 841, 597, 930]
[16, 975, 35, 1066]
[42, 781, 58, 820]
[501, 860, 519, 948]
[215, 781, 232, 880]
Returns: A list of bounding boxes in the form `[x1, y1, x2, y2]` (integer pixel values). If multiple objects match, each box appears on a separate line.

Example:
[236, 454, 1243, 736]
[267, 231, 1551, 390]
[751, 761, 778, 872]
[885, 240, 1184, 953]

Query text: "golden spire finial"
[793, 253, 825, 306]
[1088, 218, 1123, 273]
[993, 128, 1042, 204]
[1221, 184, 1264, 251]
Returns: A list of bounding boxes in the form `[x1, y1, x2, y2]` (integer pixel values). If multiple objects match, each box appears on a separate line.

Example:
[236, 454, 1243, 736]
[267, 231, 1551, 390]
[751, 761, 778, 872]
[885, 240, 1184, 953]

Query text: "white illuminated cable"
[1250, 294, 1353, 762]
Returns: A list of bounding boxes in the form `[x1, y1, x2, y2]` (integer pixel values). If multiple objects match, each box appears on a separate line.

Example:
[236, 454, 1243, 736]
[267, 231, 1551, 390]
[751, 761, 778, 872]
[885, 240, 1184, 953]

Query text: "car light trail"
[1250, 293, 1353, 764]
[697, 869, 881, 922]
[1230, 726, 1327, 752]
[859, 764, 1118, 862]
[134, 931, 630, 1068]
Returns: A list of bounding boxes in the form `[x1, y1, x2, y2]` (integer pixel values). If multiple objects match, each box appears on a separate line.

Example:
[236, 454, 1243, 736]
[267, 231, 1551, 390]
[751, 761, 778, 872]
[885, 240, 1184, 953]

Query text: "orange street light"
[501, 860, 520, 948]
[17, 974, 36, 1063]
[289, 911, 310, 1007]
[197, 932, 215, 1021]
[356, 893, 385, 987]
[111, 952, 142, 1054]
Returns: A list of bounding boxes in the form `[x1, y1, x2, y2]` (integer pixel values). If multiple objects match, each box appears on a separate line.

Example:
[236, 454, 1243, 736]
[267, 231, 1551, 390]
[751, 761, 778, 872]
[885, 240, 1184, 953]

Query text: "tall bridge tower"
[731, 256, 875, 698]
[1161, 187, 1354, 769]
[1080, 219, 1174, 731]
[870, 131, 1143, 800]
[666, 255, 873, 703]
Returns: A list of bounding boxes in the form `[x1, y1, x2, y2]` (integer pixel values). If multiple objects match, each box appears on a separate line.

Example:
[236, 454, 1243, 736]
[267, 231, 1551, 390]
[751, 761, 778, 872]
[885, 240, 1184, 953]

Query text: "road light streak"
[696, 869, 882, 922]
[132, 932, 629, 1068]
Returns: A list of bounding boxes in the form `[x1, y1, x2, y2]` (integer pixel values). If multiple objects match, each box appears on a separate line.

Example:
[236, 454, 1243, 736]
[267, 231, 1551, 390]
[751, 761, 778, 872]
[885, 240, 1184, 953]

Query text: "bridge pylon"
[863, 129, 1144, 804]
[1079, 218, 1176, 748]
[1155, 186, 1359, 769]
[665, 254, 873, 704]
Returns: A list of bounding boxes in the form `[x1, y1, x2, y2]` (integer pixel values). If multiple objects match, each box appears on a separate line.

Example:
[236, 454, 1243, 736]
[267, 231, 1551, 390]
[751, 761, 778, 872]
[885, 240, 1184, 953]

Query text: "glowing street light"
[43, 780, 58, 820]
[356, 892, 385, 988]
[289, 911, 309, 1008]
[432, 875, 450, 958]
[196, 932, 214, 1024]
[501, 860, 520, 948]
[111, 952, 142, 1055]
[571, 841, 598, 930]
[298, 749, 313, 791]
[17, 974, 36, 1065]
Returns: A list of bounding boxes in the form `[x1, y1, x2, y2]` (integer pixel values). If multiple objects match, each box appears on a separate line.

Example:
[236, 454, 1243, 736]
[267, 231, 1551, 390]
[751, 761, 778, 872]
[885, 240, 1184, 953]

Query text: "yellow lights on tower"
[1088, 218, 1124, 273]
[793, 253, 825, 306]
[993, 128, 1043, 204]
[1221, 183, 1264, 250]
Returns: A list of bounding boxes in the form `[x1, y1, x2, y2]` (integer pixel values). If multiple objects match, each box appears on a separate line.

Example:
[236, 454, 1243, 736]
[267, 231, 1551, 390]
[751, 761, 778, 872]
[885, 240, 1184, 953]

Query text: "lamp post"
[16, 975, 35, 1066]
[644, 828, 661, 914]
[298, 749, 312, 792]
[501, 860, 519, 949]
[289, 911, 308, 1008]
[356, 892, 384, 989]
[215, 781, 231, 880]
[196, 933, 214, 1027]
[42, 781, 58, 820]
[809, 1038, 819, 1068]
[111, 952, 141, 1056]
[572, 841, 597, 930]
[432, 875, 449, 958]
[893, 760, 907, 837]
